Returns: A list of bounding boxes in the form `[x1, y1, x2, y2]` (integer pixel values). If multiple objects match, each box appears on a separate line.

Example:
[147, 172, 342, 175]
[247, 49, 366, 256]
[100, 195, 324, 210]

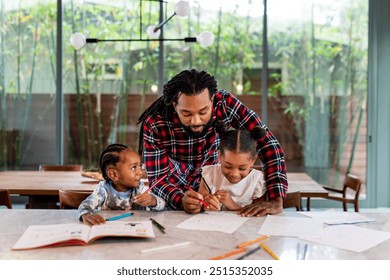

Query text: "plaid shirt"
[142, 90, 288, 209]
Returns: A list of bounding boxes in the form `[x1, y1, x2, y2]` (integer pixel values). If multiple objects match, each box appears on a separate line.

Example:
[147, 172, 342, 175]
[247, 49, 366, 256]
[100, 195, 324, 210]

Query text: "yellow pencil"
[209, 247, 247, 260]
[260, 242, 279, 260]
[236, 235, 269, 248]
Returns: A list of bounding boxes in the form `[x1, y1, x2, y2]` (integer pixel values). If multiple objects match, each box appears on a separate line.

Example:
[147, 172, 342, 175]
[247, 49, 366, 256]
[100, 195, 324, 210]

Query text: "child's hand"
[215, 190, 242, 211]
[134, 193, 157, 207]
[82, 213, 106, 226]
[203, 194, 221, 211]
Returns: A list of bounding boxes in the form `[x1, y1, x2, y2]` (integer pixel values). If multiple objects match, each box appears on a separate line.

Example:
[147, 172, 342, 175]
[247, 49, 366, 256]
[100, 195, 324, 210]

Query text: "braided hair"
[137, 69, 218, 155]
[99, 144, 132, 181]
[218, 126, 267, 158]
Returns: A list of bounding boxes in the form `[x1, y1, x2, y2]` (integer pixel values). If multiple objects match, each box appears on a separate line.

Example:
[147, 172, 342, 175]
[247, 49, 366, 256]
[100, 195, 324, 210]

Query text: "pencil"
[202, 177, 212, 194]
[140, 241, 193, 254]
[199, 198, 209, 208]
[150, 218, 166, 234]
[236, 235, 269, 248]
[105, 212, 134, 221]
[260, 242, 279, 260]
[236, 245, 261, 260]
[209, 247, 247, 260]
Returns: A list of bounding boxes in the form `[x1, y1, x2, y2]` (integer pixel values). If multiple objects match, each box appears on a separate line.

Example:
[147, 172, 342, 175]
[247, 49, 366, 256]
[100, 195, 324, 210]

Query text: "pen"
[150, 218, 166, 234]
[302, 243, 308, 260]
[236, 235, 269, 248]
[105, 212, 134, 221]
[209, 247, 247, 260]
[236, 245, 261, 260]
[260, 242, 279, 260]
[140, 241, 193, 254]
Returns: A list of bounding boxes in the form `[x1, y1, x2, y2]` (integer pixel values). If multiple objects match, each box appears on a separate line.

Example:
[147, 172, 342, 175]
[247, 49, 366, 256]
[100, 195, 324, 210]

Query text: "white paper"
[298, 210, 375, 225]
[257, 215, 324, 237]
[299, 224, 390, 253]
[176, 212, 249, 234]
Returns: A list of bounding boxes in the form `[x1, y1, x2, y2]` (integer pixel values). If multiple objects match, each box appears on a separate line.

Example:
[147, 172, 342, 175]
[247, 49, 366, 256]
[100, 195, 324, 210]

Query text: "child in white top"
[79, 144, 165, 225]
[199, 127, 266, 211]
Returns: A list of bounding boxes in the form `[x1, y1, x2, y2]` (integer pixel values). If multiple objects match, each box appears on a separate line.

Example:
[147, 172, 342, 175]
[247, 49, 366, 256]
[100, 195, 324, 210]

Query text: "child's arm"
[199, 180, 221, 211]
[133, 192, 157, 208]
[81, 213, 106, 226]
[214, 190, 242, 211]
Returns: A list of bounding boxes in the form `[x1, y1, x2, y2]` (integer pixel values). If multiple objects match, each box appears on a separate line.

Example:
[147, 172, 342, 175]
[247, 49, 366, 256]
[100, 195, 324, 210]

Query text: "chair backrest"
[283, 191, 301, 211]
[0, 189, 12, 209]
[59, 189, 92, 209]
[39, 164, 82, 172]
[343, 173, 362, 200]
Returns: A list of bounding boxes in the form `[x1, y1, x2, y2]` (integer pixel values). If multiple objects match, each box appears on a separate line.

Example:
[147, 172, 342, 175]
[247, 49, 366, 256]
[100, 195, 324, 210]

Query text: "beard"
[181, 118, 214, 138]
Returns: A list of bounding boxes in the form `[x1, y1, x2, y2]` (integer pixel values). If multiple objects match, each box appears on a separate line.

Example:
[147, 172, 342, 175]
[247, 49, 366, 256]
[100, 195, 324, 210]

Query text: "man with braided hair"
[138, 69, 288, 217]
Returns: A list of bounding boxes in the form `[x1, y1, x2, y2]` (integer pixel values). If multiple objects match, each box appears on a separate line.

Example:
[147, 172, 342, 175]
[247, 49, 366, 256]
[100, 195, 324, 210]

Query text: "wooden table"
[0, 171, 97, 208]
[287, 173, 329, 210]
[0, 171, 327, 210]
[0, 209, 389, 260]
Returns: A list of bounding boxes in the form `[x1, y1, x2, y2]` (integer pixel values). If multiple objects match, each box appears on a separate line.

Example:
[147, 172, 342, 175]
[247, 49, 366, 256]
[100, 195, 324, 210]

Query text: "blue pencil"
[105, 212, 134, 221]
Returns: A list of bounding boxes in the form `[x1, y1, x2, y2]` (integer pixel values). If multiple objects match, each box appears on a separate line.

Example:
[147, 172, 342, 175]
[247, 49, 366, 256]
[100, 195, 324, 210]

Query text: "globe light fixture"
[70, 0, 213, 49]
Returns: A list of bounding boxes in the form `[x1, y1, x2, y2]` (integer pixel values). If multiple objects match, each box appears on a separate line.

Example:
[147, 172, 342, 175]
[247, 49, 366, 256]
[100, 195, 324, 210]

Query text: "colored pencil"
[105, 212, 134, 221]
[260, 242, 279, 260]
[236, 235, 269, 248]
[209, 247, 247, 260]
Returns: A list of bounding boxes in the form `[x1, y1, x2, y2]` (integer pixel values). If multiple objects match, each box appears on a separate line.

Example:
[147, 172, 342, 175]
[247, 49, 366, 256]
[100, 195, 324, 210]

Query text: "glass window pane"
[0, 0, 57, 170]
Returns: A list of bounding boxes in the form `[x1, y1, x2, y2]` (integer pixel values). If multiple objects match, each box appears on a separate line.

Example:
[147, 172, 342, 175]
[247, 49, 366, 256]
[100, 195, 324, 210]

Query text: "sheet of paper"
[257, 215, 324, 237]
[176, 212, 249, 234]
[299, 224, 390, 253]
[298, 210, 375, 225]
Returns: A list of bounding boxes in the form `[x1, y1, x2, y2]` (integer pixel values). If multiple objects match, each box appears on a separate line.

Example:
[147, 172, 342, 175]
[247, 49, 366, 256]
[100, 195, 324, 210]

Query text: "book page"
[12, 223, 90, 250]
[175, 212, 249, 234]
[88, 221, 155, 241]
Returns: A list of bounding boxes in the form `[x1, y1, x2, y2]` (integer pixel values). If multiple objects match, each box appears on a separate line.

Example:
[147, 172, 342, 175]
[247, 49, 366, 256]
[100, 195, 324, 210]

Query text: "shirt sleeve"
[221, 91, 288, 199]
[142, 118, 187, 210]
[78, 182, 107, 221]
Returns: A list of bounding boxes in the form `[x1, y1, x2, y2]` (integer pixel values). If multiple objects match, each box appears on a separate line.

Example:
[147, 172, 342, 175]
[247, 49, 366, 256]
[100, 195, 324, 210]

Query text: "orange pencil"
[209, 247, 247, 260]
[236, 235, 269, 248]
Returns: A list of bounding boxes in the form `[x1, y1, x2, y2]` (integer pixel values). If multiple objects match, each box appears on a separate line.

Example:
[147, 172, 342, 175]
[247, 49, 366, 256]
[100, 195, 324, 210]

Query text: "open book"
[12, 221, 154, 250]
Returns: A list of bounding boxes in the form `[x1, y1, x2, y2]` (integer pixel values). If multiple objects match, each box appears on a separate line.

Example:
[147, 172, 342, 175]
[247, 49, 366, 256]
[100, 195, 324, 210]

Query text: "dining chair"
[27, 164, 83, 209]
[0, 189, 12, 209]
[283, 191, 301, 211]
[322, 173, 362, 212]
[39, 164, 82, 172]
[59, 189, 92, 209]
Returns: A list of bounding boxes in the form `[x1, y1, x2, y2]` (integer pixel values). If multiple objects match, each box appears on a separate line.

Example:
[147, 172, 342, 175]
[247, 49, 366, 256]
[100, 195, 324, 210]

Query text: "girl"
[79, 144, 165, 225]
[199, 127, 266, 211]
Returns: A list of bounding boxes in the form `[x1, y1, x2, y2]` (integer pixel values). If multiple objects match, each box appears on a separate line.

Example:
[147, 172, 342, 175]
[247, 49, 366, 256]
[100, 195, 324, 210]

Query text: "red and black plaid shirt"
[142, 90, 288, 209]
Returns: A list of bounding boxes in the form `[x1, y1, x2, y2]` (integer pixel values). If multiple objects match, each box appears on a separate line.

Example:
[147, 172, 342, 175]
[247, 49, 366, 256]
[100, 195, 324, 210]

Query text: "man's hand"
[239, 197, 283, 217]
[182, 190, 205, 214]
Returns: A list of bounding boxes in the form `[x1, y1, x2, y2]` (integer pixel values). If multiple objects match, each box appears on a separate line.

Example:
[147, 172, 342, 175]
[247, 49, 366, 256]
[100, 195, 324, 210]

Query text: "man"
[138, 69, 288, 217]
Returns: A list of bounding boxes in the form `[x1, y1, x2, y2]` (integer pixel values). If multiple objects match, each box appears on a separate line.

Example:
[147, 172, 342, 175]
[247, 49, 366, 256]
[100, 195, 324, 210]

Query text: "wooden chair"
[283, 191, 301, 211]
[0, 190, 12, 209]
[59, 189, 92, 209]
[26, 164, 83, 209]
[39, 164, 82, 172]
[322, 173, 362, 212]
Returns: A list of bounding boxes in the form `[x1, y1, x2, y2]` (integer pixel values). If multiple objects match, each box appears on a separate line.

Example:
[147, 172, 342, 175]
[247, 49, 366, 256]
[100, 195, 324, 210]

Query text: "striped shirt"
[142, 90, 288, 209]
